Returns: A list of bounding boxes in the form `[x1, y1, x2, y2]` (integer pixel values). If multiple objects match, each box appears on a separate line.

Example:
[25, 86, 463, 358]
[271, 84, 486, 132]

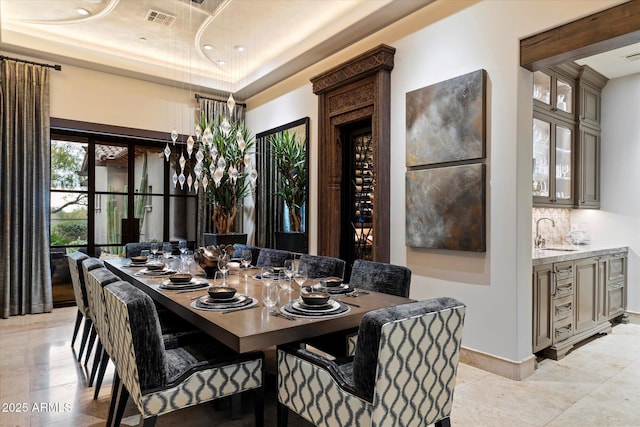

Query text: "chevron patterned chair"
[299, 254, 346, 279]
[67, 251, 93, 362]
[277, 297, 466, 427]
[103, 280, 265, 427]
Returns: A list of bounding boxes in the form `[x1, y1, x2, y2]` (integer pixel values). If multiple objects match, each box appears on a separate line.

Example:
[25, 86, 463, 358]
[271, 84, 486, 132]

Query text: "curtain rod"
[194, 93, 246, 107]
[0, 55, 62, 71]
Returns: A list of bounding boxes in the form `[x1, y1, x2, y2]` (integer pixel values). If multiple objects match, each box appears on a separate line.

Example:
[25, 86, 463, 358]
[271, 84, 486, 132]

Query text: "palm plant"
[269, 130, 306, 232]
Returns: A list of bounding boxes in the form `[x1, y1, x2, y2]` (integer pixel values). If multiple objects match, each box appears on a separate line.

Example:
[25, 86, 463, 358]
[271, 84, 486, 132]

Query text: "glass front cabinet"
[533, 113, 573, 206]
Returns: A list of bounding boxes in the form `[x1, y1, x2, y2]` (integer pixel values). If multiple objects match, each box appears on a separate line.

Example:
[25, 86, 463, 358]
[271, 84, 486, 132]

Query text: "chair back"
[232, 244, 262, 265]
[67, 252, 90, 316]
[349, 259, 411, 297]
[84, 266, 119, 355]
[104, 280, 167, 409]
[255, 248, 292, 267]
[299, 254, 346, 279]
[124, 242, 172, 258]
[352, 297, 465, 426]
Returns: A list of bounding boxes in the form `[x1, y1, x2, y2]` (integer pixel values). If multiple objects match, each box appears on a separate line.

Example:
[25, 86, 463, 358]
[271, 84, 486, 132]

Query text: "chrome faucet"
[535, 217, 555, 248]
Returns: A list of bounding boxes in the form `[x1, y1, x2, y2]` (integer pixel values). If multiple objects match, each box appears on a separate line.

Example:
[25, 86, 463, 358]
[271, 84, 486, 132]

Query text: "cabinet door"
[597, 258, 607, 321]
[574, 258, 598, 334]
[576, 126, 600, 208]
[580, 83, 601, 128]
[533, 264, 553, 352]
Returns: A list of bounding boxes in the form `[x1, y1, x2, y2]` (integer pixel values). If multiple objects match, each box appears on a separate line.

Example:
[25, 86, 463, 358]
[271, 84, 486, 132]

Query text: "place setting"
[158, 273, 209, 291]
[134, 262, 177, 277]
[304, 277, 355, 295]
[191, 286, 258, 312]
[123, 255, 152, 268]
[280, 290, 351, 319]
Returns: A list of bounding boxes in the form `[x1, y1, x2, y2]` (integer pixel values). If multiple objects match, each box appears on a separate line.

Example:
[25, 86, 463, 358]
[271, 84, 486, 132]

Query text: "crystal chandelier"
[163, 94, 257, 195]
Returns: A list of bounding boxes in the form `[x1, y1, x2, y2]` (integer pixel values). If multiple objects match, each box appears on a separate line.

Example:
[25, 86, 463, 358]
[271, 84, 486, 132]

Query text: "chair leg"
[84, 325, 97, 366]
[77, 317, 92, 362]
[255, 387, 265, 427]
[88, 340, 103, 387]
[141, 416, 157, 427]
[230, 394, 242, 420]
[106, 373, 121, 427]
[93, 351, 110, 400]
[435, 417, 451, 427]
[71, 310, 83, 347]
[276, 402, 288, 427]
[113, 378, 130, 427]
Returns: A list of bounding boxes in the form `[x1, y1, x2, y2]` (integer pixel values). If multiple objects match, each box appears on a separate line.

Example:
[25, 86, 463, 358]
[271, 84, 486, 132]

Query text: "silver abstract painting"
[406, 69, 486, 166]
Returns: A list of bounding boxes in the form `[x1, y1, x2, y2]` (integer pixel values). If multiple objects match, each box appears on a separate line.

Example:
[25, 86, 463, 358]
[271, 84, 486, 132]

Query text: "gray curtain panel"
[0, 59, 53, 318]
[196, 97, 245, 247]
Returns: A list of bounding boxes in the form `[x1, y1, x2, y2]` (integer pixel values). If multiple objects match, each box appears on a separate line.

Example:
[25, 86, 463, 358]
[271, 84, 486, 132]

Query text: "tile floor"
[1, 307, 639, 426]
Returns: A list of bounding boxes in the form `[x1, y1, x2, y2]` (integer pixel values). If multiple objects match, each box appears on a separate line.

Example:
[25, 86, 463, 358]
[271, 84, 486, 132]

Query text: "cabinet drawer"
[554, 263, 574, 280]
[553, 317, 574, 343]
[555, 279, 574, 299]
[553, 295, 573, 322]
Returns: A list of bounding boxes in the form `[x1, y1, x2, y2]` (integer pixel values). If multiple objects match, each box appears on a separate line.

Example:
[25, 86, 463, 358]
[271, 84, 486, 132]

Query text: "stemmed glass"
[162, 243, 173, 262]
[218, 254, 230, 285]
[150, 242, 159, 263]
[241, 250, 252, 278]
[293, 261, 308, 291]
[283, 259, 294, 291]
[178, 240, 188, 271]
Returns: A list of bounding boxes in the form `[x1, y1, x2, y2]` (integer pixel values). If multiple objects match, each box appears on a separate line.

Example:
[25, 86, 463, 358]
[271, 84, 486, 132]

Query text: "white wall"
[572, 73, 640, 313]
[245, 0, 623, 362]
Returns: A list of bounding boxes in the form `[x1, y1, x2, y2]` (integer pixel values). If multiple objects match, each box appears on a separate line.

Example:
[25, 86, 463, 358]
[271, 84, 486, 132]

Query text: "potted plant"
[269, 129, 307, 252]
[196, 114, 257, 240]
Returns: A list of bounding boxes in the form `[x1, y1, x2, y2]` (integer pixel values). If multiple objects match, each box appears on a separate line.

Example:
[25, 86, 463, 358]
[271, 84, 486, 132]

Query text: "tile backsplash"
[532, 208, 572, 246]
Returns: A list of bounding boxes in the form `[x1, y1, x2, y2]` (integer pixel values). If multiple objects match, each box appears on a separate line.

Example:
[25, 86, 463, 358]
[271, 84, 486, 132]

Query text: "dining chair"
[103, 280, 265, 427]
[277, 297, 466, 427]
[349, 259, 412, 297]
[67, 251, 93, 362]
[255, 248, 292, 267]
[232, 243, 262, 264]
[79, 257, 107, 367]
[299, 254, 346, 279]
[84, 266, 120, 399]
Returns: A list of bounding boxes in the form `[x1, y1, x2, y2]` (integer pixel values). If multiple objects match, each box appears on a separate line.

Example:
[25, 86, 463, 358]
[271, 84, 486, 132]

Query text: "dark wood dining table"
[105, 258, 411, 353]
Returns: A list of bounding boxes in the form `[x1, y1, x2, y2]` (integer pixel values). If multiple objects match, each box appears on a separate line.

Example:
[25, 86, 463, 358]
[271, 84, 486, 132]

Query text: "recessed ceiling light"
[217, 60, 225, 66]
[203, 44, 213, 51]
[234, 45, 245, 52]
[77, 7, 90, 16]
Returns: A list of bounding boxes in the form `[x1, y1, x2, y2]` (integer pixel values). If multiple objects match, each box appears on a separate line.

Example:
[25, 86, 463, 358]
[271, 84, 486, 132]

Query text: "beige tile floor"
[1, 306, 638, 426]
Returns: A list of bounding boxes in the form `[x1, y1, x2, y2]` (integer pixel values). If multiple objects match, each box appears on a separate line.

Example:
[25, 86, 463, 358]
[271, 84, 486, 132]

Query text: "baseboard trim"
[460, 346, 536, 380]
[625, 310, 640, 325]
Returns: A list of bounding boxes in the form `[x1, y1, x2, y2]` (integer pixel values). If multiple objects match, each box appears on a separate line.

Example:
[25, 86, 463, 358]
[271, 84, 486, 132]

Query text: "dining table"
[105, 258, 412, 353]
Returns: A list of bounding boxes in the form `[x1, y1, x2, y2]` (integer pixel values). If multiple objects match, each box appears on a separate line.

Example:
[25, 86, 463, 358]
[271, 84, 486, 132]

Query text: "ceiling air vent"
[145, 9, 176, 26]
[623, 52, 640, 62]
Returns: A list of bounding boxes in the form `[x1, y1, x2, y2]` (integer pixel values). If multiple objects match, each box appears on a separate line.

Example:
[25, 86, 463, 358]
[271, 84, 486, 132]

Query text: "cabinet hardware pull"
[551, 272, 557, 296]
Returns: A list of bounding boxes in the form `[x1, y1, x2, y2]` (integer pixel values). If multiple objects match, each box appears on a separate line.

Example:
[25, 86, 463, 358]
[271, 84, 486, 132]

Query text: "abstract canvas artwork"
[405, 69, 487, 252]
[406, 69, 486, 166]
[406, 164, 486, 251]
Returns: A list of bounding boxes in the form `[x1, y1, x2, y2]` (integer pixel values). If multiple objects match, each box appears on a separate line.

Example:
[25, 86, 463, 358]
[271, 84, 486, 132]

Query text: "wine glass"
[178, 240, 187, 271]
[162, 243, 173, 262]
[150, 242, 159, 262]
[283, 259, 294, 291]
[241, 250, 252, 276]
[218, 254, 230, 285]
[293, 261, 307, 290]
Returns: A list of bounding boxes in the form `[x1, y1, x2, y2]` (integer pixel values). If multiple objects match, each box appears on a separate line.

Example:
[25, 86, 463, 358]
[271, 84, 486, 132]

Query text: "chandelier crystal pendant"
[163, 94, 258, 207]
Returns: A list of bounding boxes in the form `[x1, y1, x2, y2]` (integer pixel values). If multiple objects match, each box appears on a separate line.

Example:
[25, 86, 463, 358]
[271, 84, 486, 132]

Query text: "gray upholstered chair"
[349, 259, 412, 297]
[67, 251, 92, 362]
[277, 297, 466, 427]
[232, 243, 262, 265]
[299, 254, 346, 279]
[255, 248, 292, 267]
[124, 241, 174, 258]
[84, 265, 120, 398]
[104, 280, 265, 427]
